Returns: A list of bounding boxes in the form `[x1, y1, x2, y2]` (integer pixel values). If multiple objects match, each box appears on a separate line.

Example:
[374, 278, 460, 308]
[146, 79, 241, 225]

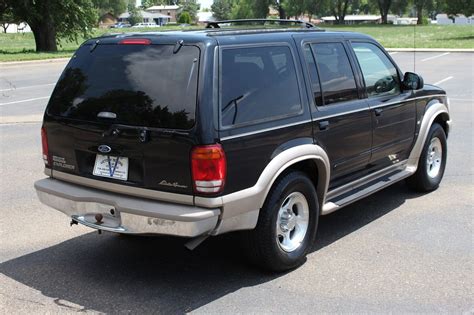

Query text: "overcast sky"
[198, 0, 213, 9]
[136, 0, 213, 10]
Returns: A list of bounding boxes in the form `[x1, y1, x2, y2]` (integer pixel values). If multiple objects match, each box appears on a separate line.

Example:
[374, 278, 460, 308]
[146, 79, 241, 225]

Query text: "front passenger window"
[352, 42, 400, 97]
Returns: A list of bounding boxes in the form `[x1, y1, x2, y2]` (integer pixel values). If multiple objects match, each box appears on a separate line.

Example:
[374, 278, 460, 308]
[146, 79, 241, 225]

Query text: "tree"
[305, 0, 329, 20]
[413, 0, 433, 24]
[330, 0, 352, 24]
[390, 0, 409, 16]
[252, 0, 271, 18]
[141, 0, 159, 9]
[178, 11, 191, 23]
[8, 0, 97, 52]
[178, 0, 200, 23]
[444, 0, 474, 17]
[274, 0, 287, 19]
[283, 0, 306, 18]
[376, 0, 392, 23]
[128, 3, 143, 25]
[93, 0, 128, 16]
[211, 0, 233, 20]
[231, 0, 253, 19]
[0, 2, 18, 33]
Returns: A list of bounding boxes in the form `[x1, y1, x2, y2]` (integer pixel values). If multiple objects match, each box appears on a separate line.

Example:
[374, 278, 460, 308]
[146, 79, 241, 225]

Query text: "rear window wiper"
[90, 40, 100, 53]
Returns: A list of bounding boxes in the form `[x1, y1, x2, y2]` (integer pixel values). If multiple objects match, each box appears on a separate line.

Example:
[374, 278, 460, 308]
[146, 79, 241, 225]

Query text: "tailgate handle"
[97, 112, 117, 119]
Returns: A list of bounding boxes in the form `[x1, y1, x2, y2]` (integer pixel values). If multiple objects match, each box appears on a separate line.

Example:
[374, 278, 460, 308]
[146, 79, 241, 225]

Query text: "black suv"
[35, 20, 451, 271]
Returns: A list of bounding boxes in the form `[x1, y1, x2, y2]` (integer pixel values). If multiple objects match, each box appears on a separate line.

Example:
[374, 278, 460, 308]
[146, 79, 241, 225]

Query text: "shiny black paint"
[44, 29, 447, 199]
[367, 93, 417, 168]
[217, 34, 313, 194]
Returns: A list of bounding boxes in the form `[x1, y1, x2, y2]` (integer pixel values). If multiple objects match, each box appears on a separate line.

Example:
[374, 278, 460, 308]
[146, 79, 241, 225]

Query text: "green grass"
[0, 24, 472, 62]
[324, 25, 474, 49]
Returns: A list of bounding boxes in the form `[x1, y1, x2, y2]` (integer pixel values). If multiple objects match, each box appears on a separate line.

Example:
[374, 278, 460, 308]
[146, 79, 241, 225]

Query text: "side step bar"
[322, 161, 414, 215]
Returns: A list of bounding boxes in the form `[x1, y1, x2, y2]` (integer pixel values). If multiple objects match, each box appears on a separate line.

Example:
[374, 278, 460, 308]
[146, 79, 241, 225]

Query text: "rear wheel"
[243, 171, 319, 272]
[407, 123, 447, 192]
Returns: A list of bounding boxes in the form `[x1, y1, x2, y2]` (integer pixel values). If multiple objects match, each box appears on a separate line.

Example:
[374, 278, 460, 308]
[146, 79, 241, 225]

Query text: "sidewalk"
[0, 57, 70, 67]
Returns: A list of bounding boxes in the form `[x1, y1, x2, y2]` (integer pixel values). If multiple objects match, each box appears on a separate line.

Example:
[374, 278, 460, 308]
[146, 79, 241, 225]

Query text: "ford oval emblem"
[98, 145, 112, 154]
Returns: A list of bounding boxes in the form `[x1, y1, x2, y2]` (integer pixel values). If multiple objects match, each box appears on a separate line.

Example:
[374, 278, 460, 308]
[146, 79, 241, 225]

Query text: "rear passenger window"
[221, 46, 302, 127]
[311, 43, 359, 105]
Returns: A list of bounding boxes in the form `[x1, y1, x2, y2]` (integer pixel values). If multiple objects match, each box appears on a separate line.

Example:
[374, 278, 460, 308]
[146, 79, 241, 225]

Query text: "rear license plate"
[93, 154, 129, 181]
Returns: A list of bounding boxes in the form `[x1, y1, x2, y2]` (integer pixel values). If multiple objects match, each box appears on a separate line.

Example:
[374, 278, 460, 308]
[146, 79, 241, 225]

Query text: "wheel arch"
[206, 144, 330, 235]
[408, 101, 450, 172]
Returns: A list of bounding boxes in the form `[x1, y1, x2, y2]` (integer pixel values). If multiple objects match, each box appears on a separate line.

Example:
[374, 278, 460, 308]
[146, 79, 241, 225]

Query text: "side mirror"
[403, 72, 424, 90]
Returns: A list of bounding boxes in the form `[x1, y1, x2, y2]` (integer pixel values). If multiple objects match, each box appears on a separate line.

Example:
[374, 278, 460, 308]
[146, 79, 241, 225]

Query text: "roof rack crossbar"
[205, 19, 316, 29]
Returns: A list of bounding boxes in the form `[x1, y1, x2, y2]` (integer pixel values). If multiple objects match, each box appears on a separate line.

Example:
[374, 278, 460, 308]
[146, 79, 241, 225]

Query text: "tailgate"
[43, 41, 200, 195]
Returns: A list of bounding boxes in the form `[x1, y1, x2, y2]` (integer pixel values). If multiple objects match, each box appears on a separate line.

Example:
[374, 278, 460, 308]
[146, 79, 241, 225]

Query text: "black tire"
[243, 171, 319, 272]
[407, 123, 447, 192]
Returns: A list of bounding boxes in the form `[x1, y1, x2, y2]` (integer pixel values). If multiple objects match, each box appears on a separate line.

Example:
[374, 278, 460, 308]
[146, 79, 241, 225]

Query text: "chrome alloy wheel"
[426, 137, 443, 178]
[276, 192, 310, 252]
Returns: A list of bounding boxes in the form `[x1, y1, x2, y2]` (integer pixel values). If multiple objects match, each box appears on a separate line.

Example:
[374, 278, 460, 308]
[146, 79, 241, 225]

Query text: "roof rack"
[205, 19, 317, 29]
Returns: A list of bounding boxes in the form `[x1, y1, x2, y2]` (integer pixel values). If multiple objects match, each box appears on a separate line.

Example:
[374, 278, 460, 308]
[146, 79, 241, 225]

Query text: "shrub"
[178, 11, 191, 24]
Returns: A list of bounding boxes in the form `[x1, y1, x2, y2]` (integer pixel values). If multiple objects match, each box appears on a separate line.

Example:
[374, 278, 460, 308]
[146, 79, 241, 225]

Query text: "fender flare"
[407, 102, 450, 172]
[195, 144, 330, 219]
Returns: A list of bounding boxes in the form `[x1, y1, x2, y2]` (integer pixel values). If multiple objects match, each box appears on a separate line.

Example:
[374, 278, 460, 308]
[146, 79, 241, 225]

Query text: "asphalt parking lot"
[0, 52, 472, 313]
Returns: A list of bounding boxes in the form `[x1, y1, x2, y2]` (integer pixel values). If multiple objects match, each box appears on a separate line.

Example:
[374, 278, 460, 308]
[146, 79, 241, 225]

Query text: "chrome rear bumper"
[34, 178, 220, 237]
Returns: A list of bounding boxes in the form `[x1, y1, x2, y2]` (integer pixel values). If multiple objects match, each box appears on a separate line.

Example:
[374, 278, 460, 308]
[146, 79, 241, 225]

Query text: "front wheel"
[243, 171, 319, 272]
[407, 123, 447, 192]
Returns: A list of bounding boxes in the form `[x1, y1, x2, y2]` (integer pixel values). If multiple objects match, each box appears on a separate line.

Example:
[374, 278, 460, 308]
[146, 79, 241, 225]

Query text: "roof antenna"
[413, 9, 416, 73]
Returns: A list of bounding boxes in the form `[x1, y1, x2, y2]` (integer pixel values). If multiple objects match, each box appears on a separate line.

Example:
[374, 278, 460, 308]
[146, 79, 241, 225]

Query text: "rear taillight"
[41, 127, 50, 166]
[191, 144, 226, 194]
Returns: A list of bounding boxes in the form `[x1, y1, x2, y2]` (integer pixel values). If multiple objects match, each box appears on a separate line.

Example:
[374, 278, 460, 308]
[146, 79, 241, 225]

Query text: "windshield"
[47, 43, 199, 129]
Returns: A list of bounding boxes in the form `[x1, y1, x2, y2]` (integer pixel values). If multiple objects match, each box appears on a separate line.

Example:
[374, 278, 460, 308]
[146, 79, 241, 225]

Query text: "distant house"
[393, 17, 418, 25]
[436, 14, 473, 25]
[454, 15, 470, 24]
[118, 10, 172, 26]
[436, 14, 453, 25]
[146, 5, 180, 23]
[322, 15, 382, 24]
[99, 13, 117, 28]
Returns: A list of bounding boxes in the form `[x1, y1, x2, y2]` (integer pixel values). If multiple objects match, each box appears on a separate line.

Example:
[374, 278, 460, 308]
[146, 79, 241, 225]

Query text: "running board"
[322, 163, 414, 215]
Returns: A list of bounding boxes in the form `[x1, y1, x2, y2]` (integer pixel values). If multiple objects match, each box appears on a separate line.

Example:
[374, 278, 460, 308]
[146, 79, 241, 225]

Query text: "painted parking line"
[421, 52, 450, 62]
[389, 52, 398, 55]
[0, 83, 55, 92]
[0, 96, 49, 106]
[450, 98, 473, 102]
[433, 76, 454, 86]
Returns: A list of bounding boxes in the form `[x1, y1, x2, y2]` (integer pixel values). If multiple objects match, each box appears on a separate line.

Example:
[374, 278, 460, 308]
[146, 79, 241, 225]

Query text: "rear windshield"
[47, 43, 199, 129]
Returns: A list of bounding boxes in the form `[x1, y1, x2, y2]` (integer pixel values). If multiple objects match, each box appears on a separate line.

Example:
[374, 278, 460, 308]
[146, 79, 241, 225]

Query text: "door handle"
[318, 120, 329, 131]
[374, 108, 383, 116]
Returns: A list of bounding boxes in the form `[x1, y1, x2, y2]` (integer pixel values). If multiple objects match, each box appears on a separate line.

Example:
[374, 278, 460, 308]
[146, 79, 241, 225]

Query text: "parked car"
[132, 22, 159, 28]
[35, 20, 451, 271]
[110, 22, 131, 28]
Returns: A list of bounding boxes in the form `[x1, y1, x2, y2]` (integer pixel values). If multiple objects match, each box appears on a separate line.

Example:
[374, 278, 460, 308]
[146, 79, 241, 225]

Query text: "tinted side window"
[311, 43, 359, 105]
[304, 45, 322, 107]
[352, 42, 400, 97]
[221, 46, 301, 127]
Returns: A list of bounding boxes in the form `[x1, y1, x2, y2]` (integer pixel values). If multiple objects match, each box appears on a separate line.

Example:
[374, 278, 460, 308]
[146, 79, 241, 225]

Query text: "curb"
[386, 48, 474, 52]
[0, 57, 71, 67]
